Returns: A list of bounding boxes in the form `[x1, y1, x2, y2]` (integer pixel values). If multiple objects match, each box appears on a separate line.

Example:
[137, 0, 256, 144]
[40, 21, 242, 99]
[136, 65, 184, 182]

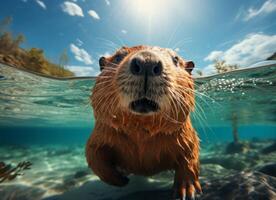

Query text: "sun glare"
[122, 0, 201, 43]
[134, 0, 167, 16]
[126, 0, 172, 23]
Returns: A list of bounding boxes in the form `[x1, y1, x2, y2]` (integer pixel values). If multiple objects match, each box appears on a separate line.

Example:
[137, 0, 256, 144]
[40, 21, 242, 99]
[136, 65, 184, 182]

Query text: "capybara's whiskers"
[172, 90, 190, 120]
[95, 80, 113, 86]
[168, 89, 187, 123]
[96, 37, 120, 52]
[172, 38, 193, 51]
[161, 109, 182, 124]
[94, 89, 119, 115]
[174, 84, 212, 135]
[182, 79, 219, 105]
[166, 89, 179, 121]
[173, 85, 205, 121]
[166, 20, 182, 48]
[181, 85, 219, 115]
[115, 35, 126, 47]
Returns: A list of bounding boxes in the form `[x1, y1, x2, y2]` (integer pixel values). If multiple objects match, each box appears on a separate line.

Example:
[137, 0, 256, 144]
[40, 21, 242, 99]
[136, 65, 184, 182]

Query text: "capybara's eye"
[172, 56, 179, 66]
[113, 54, 125, 64]
[113, 49, 129, 64]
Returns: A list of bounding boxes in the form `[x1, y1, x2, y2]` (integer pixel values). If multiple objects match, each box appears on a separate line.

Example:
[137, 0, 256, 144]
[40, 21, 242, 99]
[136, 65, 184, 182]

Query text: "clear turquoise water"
[0, 63, 275, 199]
[0, 63, 275, 144]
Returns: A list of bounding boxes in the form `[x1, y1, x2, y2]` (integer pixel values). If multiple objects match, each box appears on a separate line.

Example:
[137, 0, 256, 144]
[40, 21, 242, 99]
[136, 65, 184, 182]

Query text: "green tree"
[0, 32, 13, 54]
[26, 48, 45, 71]
[0, 16, 12, 36]
[13, 34, 25, 48]
[214, 60, 239, 73]
[59, 49, 69, 68]
[195, 69, 203, 76]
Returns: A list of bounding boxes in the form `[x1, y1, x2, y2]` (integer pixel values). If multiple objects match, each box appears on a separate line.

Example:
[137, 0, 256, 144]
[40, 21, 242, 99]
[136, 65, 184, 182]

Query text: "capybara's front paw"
[100, 170, 129, 187]
[111, 173, 129, 187]
[173, 179, 202, 200]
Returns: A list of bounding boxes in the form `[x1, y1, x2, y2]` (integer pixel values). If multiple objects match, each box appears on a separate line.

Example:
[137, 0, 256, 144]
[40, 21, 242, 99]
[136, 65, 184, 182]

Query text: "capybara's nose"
[130, 54, 163, 77]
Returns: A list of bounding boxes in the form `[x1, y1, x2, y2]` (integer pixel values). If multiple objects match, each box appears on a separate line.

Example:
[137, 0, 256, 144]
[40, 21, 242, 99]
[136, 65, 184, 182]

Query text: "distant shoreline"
[0, 62, 95, 80]
[0, 50, 74, 78]
[1, 61, 275, 81]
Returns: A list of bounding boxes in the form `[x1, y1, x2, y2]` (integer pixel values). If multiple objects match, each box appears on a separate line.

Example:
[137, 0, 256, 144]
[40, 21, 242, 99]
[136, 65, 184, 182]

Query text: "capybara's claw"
[186, 183, 195, 199]
[173, 193, 187, 200]
[172, 184, 185, 200]
[173, 180, 201, 200]
[186, 193, 195, 200]
[193, 180, 202, 194]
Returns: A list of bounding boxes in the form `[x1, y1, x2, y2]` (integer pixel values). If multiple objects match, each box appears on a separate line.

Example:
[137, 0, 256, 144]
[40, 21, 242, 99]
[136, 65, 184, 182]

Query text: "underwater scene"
[0, 0, 276, 199]
[0, 62, 276, 200]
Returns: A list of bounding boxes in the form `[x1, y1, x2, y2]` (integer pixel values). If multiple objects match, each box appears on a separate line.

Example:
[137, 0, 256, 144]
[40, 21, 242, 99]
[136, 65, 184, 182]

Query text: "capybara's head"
[92, 46, 195, 132]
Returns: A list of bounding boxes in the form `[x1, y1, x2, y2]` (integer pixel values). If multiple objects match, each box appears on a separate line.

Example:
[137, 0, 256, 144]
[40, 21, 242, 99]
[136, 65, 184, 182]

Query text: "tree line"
[0, 16, 74, 77]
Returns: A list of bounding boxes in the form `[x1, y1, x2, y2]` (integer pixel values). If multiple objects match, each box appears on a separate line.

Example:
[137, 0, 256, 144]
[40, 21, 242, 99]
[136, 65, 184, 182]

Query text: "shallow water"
[0, 63, 276, 199]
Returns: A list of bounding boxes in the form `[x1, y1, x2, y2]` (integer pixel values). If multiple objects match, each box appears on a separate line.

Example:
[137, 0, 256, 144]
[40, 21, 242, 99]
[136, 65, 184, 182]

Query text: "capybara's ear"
[99, 56, 106, 71]
[185, 61, 194, 74]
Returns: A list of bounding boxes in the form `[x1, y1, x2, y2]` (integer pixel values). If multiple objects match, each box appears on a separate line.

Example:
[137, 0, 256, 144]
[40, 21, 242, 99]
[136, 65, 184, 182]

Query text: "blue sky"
[1, 0, 276, 76]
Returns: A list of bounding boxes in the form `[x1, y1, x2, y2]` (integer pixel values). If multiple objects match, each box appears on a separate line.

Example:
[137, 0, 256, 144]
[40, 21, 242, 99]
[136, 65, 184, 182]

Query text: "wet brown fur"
[86, 45, 201, 199]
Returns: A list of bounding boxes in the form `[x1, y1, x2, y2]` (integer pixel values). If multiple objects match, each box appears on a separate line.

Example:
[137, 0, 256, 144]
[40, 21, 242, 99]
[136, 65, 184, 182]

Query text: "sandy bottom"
[0, 139, 275, 200]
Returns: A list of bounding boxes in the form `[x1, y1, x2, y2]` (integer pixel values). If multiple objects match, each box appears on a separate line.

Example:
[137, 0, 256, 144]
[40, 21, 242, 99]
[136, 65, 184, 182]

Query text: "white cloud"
[121, 29, 127, 34]
[105, 0, 110, 6]
[174, 48, 180, 52]
[61, 1, 84, 17]
[35, 0, 46, 10]
[200, 64, 217, 75]
[99, 52, 111, 57]
[244, 0, 276, 21]
[70, 44, 93, 65]
[88, 10, 100, 20]
[204, 51, 223, 62]
[66, 66, 99, 76]
[203, 33, 276, 74]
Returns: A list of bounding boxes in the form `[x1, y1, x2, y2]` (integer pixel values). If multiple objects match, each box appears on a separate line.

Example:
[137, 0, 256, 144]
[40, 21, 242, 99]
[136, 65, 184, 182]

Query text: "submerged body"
[86, 46, 201, 199]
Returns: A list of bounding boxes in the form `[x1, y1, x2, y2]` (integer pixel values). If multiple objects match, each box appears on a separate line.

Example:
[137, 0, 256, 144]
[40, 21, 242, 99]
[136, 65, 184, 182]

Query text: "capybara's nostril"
[130, 58, 143, 75]
[151, 61, 163, 76]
